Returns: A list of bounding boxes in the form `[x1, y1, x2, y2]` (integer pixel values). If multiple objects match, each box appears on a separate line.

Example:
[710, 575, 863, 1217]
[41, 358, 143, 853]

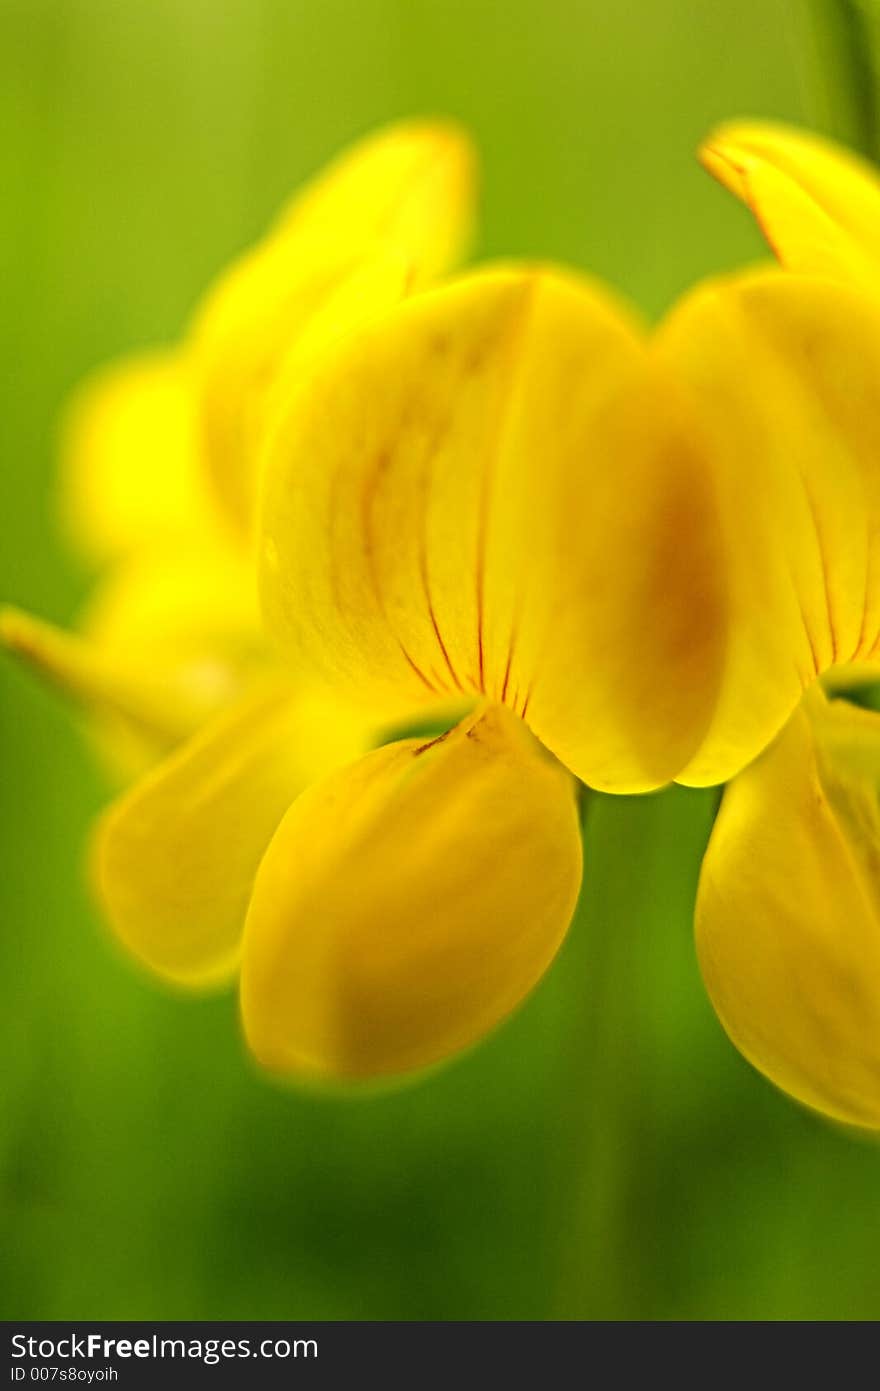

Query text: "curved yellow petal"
[260, 265, 726, 793]
[94, 683, 373, 988]
[190, 119, 477, 534]
[271, 118, 476, 282]
[2, 533, 267, 782]
[0, 602, 234, 765]
[78, 539, 268, 778]
[59, 350, 226, 565]
[699, 120, 880, 288]
[697, 689, 880, 1128]
[191, 247, 413, 533]
[240, 701, 581, 1081]
[657, 268, 880, 785]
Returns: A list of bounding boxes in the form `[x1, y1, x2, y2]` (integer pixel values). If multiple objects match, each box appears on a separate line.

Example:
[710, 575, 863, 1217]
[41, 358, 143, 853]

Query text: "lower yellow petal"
[240, 701, 582, 1081]
[94, 683, 372, 989]
[697, 688, 880, 1128]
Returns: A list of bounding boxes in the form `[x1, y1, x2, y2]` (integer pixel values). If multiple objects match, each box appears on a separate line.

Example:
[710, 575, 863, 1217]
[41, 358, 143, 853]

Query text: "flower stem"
[551, 785, 717, 1318]
[802, 0, 880, 158]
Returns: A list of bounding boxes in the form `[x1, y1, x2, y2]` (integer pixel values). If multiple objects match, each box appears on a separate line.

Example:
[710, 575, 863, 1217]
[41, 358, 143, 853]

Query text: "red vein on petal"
[398, 642, 439, 693]
[499, 647, 514, 704]
[473, 279, 538, 699]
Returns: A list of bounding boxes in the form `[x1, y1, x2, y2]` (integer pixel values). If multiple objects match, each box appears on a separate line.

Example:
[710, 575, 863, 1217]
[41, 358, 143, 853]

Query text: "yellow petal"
[240, 701, 581, 1081]
[59, 350, 226, 565]
[260, 265, 726, 793]
[657, 268, 880, 785]
[2, 529, 266, 781]
[94, 683, 372, 988]
[699, 120, 880, 288]
[271, 118, 476, 283]
[697, 689, 880, 1128]
[0, 604, 223, 759]
[191, 119, 477, 534]
[78, 539, 268, 778]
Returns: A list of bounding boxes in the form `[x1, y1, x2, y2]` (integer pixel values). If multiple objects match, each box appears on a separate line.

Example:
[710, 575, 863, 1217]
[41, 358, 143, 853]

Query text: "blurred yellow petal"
[240, 701, 581, 1081]
[190, 119, 477, 534]
[94, 683, 372, 988]
[657, 268, 880, 785]
[699, 120, 880, 288]
[191, 249, 412, 532]
[697, 690, 880, 1128]
[0, 604, 221, 758]
[60, 350, 225, 565]
[2, 532, 267, 782]
[78, 539, 268, 778]
[81, 541, 263, 688]
[260, 265, 725, 793]
[271, 118, 476, 282]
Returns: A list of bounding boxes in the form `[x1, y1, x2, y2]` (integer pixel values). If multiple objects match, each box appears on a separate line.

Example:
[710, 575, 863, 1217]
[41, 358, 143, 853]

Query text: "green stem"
[551, 786, 717, 1319]
[802, 0, 880, 158]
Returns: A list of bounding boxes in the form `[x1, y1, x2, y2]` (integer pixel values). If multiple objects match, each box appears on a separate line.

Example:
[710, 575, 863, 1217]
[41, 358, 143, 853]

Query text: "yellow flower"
[96, 262, 716, 1078]
[2, 118, 476, 779]
[89, 253, 880, 1091]
[675, 119, 880, 1126]
[1, 118, 476, 978]
[10, 118, 880, 1112]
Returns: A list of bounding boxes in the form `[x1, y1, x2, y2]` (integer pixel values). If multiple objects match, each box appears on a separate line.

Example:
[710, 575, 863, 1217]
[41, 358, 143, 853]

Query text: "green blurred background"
[2, 0, 879, 1321]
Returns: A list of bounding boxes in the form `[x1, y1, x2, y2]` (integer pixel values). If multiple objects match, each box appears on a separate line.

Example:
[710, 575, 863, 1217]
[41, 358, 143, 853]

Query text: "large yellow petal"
[59, 350, 226, 565]
[657, 268, 880, 785]
[240, 701, 581, 1081]
[697, 689, 880, 1128]
[93, 682, 372, 988]
[190, 120, 477, 534]
[260, 266, 726, 793]
[699, 120, 880, 289]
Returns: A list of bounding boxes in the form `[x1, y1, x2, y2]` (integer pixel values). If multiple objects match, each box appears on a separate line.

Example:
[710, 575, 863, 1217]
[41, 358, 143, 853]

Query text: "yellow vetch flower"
[2, 119, 477, 983]
[4, 118, 476, 780]
[87, 255, 880, 1088]
[242, 260, 880, 1091]
[11, 122, 880, 1107]
[679, 120, 880, 1125]
[82, 261, 725, 1079]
